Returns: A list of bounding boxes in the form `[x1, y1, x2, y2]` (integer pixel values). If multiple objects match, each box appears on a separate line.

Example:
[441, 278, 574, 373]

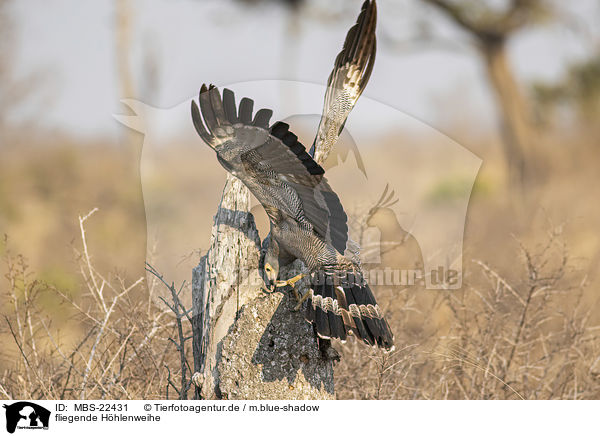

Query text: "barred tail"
[305, 271, 394, 350]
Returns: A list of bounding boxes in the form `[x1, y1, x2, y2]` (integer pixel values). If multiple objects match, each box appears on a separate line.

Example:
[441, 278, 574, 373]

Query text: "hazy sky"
[6, 0, 599, 142]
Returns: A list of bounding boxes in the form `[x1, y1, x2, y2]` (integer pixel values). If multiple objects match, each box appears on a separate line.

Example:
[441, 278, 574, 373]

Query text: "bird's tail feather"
[305, 271, 394, 350]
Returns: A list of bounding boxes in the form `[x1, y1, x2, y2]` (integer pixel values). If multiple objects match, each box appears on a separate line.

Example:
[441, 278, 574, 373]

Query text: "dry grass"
[336, 223, 600, 399]
[0, 125, 599, 400]
[0, 208, 193, 400]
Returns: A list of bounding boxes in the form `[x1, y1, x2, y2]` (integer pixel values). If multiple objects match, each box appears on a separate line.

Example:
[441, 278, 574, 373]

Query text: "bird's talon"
[293, 291, 310, 311]
[275, 273, 305, 288]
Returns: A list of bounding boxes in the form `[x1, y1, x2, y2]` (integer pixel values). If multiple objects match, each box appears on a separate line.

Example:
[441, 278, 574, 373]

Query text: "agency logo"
[2, 402, 50, 433]
[115, 80, 481, 299]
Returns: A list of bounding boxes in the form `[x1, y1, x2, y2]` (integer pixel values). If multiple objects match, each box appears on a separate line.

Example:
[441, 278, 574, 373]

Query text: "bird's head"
[264, 253, 280, 291]
[262, 236, 280, 290]
[264, 261, 279, 290]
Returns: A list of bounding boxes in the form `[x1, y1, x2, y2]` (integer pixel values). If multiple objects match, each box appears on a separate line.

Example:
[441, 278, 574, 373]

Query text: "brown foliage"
[0, 210, 191, 400]
[335, 224, 600, 399]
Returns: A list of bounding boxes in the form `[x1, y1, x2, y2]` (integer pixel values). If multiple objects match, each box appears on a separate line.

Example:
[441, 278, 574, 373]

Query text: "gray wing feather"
[191, 85, 349, 254]
[311, 0, 377, 165]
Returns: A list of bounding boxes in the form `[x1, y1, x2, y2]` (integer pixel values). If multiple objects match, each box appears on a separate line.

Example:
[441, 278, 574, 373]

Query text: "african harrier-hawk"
[191, 0, 393, 349]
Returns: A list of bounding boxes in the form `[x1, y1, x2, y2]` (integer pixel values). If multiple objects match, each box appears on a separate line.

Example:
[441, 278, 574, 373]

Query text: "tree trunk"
[192, 174, 335, 400]
[114, 0, 143, 160]
[115, 0, 134, 102]
[482, 41, 538, 189]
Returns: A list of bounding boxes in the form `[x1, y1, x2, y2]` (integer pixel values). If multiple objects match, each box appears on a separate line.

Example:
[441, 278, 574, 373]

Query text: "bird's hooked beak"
[264, 276, 275, 292]
[264, 263, 277, 291]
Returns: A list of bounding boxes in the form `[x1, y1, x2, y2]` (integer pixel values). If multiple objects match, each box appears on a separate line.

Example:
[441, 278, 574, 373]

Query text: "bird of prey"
[191, 0, 393, 349]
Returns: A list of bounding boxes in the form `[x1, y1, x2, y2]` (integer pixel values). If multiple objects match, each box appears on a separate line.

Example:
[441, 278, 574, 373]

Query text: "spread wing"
[310, 0, 377, 165]
[191, 85, 349, 254]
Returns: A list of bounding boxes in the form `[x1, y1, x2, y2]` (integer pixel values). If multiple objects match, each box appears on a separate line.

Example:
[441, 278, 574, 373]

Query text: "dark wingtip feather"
[222, 88, 238, 124]
[270, 121, 289, 137]
[238, 97, 254, 125]
[209, 85, 228, 127]
[282, 131, 298, 147]
[269, 122, 326, 176]
[199, 84, 218, 132]
[288, 141, 304, 155]
[252, 108, 273, 128]
[191, 99, 212, 146]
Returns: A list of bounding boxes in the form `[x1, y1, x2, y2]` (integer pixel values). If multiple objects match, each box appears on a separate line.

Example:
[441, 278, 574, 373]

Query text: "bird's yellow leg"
[275, 273, 307, 309]
[275, 273, 305, 289]
[293, 291, 311, 311]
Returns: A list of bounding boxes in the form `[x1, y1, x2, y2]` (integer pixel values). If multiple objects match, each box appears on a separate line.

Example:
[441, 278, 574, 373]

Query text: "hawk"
[191, 0, 393, 349]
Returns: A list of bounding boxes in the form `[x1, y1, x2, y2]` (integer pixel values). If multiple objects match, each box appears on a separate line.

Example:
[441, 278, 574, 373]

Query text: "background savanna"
[1, 0, 599, 400]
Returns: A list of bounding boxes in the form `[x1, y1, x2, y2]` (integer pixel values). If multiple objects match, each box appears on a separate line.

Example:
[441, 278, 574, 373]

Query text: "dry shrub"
[335, 224, 600, 399]
[0, 210, 192, 400]
[438, 226, 599, 399]
[1, 197, 598, 400]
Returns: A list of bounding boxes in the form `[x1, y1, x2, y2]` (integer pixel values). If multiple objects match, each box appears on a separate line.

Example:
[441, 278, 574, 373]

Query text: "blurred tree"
[0, 0, 13, 131]
[229, 0, 352, 113]
[115, 0, 134, 102]
[420, 0, 551, 189]
[533, 53, 600, 125]
[0, 0, 31, 138]
[114, 0, 145, 157]
[236, 0, 304, 9]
